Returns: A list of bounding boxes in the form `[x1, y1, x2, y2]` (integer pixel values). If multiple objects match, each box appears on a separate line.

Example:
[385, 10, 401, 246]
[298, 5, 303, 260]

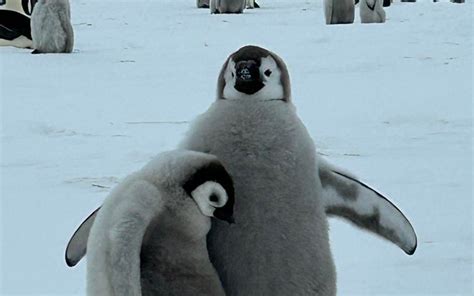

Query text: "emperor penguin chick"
[197, 0, 210, 8]
[360, 0, 386, 23]
[180, 45, 336, 295]
[211, 0, 246, 14]
[324, 0, 355, 24]
[87, 150, 234, 296]
[30, 0, 74, 53]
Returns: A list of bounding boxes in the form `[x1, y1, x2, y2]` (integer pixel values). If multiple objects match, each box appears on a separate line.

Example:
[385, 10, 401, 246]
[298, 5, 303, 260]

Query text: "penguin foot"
[31, 49, 43, 54]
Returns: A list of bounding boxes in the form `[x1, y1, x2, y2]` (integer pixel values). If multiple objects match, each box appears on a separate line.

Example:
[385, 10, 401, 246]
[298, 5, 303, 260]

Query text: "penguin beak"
[234, 60, 265, 95]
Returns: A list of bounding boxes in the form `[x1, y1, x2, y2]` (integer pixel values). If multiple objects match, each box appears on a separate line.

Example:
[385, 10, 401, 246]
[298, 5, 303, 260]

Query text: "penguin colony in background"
[2, 0, 465, 52]
[67, 45, 417, 295]
[87, 150, 234, 296]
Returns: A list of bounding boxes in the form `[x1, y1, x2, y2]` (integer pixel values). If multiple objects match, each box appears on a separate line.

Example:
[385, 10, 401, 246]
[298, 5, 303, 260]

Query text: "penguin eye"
[264, 69, 272, 77]
[210, 194, 219, 203]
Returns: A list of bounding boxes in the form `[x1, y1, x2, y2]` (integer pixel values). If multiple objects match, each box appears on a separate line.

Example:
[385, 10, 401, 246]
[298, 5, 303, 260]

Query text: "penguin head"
[217, 45, 291, 102]
[148, 150, 235, 223]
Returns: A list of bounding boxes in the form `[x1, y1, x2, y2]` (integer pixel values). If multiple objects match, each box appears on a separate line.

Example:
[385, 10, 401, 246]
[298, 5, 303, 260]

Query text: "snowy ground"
[0, 0, 472, 295]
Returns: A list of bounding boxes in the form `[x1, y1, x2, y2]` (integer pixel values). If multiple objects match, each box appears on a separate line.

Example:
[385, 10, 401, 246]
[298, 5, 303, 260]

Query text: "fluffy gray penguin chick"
[86, 150, 234, 296]
[211, 0, 246, 14]
[180, 45, 337, 296]
[360, 0, 386, 23]
[324, 0, 355, 25]
[31, 0, 74, 53]
[197, 0, 210, 8]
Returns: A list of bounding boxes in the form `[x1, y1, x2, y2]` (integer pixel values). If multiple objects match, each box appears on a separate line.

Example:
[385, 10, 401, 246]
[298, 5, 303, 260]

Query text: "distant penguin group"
[0, 0, 37, 48]
[324, 0, 386, 25]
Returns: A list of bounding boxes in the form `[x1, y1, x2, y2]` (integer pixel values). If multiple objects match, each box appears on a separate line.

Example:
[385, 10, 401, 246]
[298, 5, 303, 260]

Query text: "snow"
[0, 0, 472, 295]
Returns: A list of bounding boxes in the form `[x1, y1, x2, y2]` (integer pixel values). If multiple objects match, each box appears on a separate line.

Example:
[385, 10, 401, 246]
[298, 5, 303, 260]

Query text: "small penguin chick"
[30, 0, 74, 53]
[360, 0, 386, 23]
[324, 0, 355, 25]
[86, 150, 234, 296]
[245, 0, 259, 8]
[210, 0, 246, 14]
[197, 0, 210, 8]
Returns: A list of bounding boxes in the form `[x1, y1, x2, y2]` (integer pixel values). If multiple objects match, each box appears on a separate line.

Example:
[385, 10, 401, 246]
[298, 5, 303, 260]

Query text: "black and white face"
[179, 154, 235, 224]
[189, 180, 233, 222]
[222, 55, 285, 101]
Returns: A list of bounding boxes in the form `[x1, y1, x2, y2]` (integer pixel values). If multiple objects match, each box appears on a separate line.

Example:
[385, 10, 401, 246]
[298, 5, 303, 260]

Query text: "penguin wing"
[318, 157, 417, 255]
[65, 207, 100, 267]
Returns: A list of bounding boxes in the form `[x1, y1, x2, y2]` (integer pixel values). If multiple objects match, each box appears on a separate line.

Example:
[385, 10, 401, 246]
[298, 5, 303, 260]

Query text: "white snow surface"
[0, 0, 472, 295]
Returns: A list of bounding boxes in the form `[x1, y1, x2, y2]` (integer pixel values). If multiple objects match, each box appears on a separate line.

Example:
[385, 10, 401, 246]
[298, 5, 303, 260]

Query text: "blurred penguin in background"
[360, 0, 386, 23]
[324, 0, 355, 25]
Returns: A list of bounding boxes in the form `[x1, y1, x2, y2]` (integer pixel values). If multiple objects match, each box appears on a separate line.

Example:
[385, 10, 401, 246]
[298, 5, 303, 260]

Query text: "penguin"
[210, 0, 246, 14]
[65, 46, 417, 294]
[179, 45, 337, 295]
[86, 150, 234, 296]
[197, 0, 209, 8]
[0, 0, 37, 48]
[324, 0, 355, 25]
[30, 0, 73, 54]
[245, 0, 259, 9]
[360, 0, 386, 23]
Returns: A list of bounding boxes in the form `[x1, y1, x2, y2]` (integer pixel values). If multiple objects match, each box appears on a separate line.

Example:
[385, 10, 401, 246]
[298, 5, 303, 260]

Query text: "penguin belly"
[182, 100, 336, 296]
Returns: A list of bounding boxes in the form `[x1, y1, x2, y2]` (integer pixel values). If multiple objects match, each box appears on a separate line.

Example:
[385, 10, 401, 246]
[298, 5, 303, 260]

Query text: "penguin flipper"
[254, 2, 260, 8]
[318, 157, 417, 255]
[65, 207, 100, 267]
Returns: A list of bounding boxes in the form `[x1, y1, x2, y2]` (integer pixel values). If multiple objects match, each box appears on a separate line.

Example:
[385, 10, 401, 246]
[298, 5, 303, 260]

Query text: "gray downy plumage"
[65, 45, 417, 294]
[180, 45, 337, 296]
[197, 0, 210, 8]
[360, 0, 386, 23]
[324, 0, 355, 25]
[86, 150, 235, 296]
[31, 0, 73, 53]
[210, 0, 246, 14]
